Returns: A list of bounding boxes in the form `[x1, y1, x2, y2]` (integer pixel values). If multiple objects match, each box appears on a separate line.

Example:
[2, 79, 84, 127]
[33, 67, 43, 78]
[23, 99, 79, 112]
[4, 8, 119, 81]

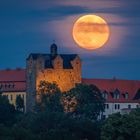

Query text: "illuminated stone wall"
[26, 44, 82, 111]
[36, 55, 81, 92]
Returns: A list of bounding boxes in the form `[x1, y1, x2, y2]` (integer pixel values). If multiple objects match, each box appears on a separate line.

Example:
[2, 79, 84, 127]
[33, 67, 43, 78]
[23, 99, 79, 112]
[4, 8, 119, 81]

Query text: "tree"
[35, 81, 63, 112]
[62, 84, 105, 120]
[13, 82, 103, 140]
[101, 109, 140, 140]
[0, 93, 16, 126]
[16, 95, 24, 112]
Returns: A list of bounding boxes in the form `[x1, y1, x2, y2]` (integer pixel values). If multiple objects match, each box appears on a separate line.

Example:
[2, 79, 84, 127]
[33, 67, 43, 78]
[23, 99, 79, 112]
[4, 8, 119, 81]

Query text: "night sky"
[0, 0, 140, 80]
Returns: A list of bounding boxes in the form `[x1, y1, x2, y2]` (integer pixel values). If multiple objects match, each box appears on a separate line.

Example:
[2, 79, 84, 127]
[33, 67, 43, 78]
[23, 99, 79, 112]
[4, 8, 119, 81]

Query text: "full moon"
[72, 15, 110, 50]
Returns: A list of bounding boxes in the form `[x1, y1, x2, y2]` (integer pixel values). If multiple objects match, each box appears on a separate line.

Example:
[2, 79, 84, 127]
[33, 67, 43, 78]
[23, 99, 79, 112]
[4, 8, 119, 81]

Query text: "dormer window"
[113, 89, 120, 99]
[102, 91, 108, 99]
[125, 92, 129, 99]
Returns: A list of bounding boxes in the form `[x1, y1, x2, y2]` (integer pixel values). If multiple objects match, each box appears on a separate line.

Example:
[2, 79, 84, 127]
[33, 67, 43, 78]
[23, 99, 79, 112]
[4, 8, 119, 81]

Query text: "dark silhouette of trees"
[62, 84, 105, 120]
[35, 81, 63, 112]
[0, 93, 16, 126]
[101, 109, 140, 140]
[1, 81, 140, 140]
[16, 95, 24, 112]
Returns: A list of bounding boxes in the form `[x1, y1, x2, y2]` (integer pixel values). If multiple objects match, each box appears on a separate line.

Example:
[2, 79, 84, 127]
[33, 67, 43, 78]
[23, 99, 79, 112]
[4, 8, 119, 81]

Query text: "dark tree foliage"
[63, 84, 105, 120]
[0, 94, 16, 126]
[4, 81, 140, 140]
[101, 109, 140, 140]
[35, 81, 63, 112]
[16, 111, 101, 140]
[16, 95, 24, 112]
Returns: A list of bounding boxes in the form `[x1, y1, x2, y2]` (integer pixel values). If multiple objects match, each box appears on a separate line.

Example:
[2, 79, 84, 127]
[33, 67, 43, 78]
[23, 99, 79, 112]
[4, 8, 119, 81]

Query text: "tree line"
[0, 81, 140, 140]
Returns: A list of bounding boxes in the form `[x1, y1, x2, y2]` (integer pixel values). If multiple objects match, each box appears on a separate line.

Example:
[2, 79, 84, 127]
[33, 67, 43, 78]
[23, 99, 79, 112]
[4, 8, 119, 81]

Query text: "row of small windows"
[104, 104, 138, 110]
[102, 90, 129, 100]
[0, 83, 15, 89]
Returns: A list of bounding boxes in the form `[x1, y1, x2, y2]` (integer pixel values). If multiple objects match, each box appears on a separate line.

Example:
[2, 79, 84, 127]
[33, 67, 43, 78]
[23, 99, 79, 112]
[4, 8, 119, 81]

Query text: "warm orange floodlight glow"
[73, 15, 110, 50]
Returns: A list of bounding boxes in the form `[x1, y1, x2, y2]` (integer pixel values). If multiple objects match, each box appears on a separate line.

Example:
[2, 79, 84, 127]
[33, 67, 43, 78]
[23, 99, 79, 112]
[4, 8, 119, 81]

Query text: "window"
[118, 104, 120, 109]
[102, 91, 108, 99]
[104, 104, 109, 109]
[115, 104, 117, 109]
[113, 89, 120, 99]
[114, 104, 120, 109]
[128, 104, 131, 109]
[106, 104, 109, 109]
[125, 92, 129, 99]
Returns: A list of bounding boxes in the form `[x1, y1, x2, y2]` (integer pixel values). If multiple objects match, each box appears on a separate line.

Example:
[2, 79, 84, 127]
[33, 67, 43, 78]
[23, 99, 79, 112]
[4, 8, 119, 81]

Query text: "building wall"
[36, 56, 81, 92]
[103, 102, 139, 118]
[26, 56, 39, 111]
[2, 91, 26, 112]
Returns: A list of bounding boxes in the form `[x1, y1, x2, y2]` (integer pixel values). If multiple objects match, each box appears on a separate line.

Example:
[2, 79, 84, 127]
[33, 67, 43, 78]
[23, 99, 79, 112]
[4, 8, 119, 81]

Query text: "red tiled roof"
[0, 69, 26, 92]
[0, 69, 26, 82]
[82, 78, 140, 103]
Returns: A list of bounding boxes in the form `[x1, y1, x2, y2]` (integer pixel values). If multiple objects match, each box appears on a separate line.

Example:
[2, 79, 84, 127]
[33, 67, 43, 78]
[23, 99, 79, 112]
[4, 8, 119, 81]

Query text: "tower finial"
[50, 43, 57, 58]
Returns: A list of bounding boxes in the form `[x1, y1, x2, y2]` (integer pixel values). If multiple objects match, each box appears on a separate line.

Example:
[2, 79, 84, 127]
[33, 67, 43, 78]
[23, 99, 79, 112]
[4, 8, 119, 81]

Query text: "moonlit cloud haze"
[0, 0, 140, 80]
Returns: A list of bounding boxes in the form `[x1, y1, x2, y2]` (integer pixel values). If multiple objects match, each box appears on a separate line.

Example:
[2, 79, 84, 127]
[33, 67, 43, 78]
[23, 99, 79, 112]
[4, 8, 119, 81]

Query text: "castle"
[0, 43, 140, 118]
[26, 43, 81, 111]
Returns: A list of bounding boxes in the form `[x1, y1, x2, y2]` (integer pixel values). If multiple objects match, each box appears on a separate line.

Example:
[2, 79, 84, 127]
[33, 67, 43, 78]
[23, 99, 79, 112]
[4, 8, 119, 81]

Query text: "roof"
[82, 78, 140, 103]
[0, 69, 26, 92]
[60, 54, 77, 69]
[27, 53, 78, 69]
[0, 69, 26, 82]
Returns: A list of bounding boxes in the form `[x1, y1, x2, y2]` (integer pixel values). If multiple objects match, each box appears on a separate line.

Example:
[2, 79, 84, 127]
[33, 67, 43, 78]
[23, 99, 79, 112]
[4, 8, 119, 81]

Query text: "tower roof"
[27, 53, 78, 69]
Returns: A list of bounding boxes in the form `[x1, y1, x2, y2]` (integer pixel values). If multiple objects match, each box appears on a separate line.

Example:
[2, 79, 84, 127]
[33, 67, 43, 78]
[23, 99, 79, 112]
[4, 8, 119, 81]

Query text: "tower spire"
[50, 43, 57, 58]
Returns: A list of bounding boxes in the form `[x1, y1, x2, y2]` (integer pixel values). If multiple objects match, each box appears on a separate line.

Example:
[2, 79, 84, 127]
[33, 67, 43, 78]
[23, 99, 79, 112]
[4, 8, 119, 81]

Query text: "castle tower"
[26, 43, 82, 112]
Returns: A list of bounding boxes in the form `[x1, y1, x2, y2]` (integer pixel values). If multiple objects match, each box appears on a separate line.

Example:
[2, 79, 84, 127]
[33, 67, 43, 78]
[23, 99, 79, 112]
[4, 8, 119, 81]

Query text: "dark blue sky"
[0, 0, 140, 80]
